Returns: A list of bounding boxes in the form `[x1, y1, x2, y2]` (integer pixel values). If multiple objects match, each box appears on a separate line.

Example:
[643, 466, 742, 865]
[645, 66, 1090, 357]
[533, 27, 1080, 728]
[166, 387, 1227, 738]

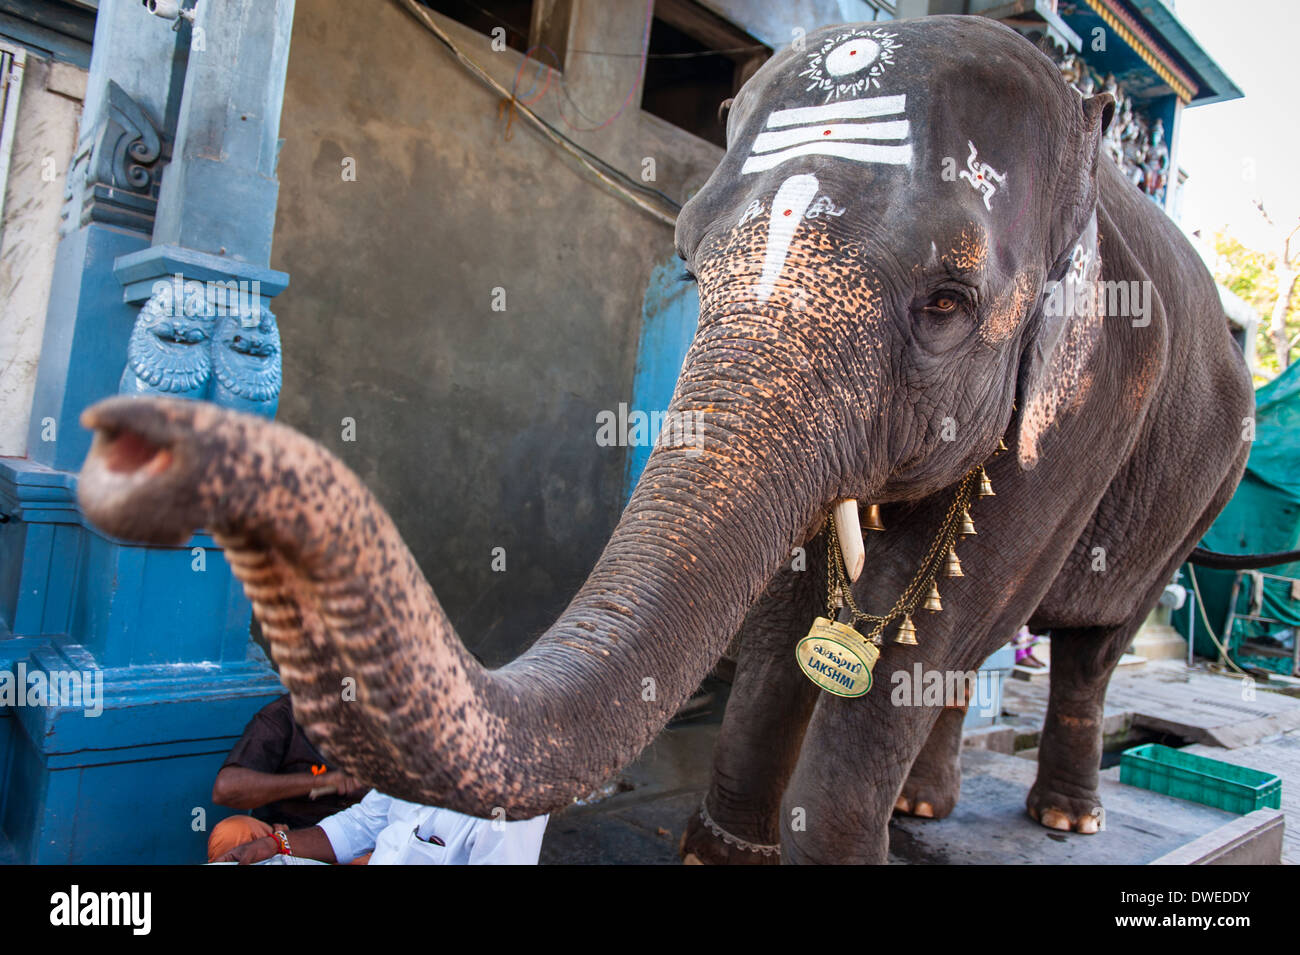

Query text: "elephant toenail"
[1041, 809, 1072, 831]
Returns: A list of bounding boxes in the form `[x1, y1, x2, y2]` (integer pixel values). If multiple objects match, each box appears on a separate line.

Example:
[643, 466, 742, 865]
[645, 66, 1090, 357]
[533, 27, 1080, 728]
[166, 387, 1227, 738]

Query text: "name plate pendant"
[795, 616, 881, 698]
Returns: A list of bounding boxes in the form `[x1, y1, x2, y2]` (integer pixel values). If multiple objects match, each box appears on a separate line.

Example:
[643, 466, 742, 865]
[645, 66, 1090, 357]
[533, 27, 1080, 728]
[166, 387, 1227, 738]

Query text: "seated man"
[207, 693, 368, 862]
[215, 789, 549, 865]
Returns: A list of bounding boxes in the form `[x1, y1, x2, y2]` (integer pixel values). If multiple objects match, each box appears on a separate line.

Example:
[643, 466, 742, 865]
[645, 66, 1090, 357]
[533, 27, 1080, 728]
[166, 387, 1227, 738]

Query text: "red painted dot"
[783, 209, 793, 216]
[823, 129, 832, 135]
[850, 49, 857, 55]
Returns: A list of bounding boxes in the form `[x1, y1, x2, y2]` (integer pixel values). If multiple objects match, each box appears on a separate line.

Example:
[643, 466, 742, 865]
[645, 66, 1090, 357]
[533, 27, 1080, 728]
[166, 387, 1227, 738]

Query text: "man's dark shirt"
[221, 694, 362, 830]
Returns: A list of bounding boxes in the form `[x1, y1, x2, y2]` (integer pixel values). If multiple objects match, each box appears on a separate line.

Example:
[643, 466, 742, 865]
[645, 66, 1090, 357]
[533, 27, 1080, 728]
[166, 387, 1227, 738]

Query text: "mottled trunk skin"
[77, 322, 831, 818]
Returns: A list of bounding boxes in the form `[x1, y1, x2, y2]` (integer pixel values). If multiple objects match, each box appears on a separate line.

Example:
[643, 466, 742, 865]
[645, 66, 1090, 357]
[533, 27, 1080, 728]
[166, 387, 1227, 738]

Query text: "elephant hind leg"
[1025, 621, 1132, 834]
[1029, 455, 1249, 835]
[895, 694, 970, 819]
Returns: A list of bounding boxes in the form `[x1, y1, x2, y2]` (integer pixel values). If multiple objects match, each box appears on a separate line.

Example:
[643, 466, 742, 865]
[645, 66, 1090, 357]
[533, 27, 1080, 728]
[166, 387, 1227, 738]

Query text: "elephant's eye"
[924, 292, 961, 315]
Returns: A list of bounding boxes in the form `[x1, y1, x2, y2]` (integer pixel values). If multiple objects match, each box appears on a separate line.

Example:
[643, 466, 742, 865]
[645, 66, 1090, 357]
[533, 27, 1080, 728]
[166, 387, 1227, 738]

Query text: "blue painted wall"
[622, 257, 700, 502]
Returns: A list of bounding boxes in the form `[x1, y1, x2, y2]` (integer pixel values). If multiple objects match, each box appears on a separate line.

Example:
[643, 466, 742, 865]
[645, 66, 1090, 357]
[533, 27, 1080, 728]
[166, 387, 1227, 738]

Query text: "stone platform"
[889, 748, 1281, 864]
[540, 664, 1295, 864]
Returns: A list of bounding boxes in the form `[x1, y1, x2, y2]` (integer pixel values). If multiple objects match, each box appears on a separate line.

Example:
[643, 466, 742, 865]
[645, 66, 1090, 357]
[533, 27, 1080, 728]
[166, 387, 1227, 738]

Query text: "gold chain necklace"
[795, 458, 997, 697]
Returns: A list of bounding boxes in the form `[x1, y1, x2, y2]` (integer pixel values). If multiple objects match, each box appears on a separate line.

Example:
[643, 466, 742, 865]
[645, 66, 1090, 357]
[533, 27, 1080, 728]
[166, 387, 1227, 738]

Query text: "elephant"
[75, 16, 1264, 864]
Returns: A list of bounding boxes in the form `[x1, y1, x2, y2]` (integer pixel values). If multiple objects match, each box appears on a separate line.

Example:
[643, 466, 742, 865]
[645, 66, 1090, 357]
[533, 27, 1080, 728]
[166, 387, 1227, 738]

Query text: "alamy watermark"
[0, 663, 103, 718]
[150, 273, 263, 327]
[1043, 277, 1153, 327]
[596, 403, 706, 456]
[890, 664, 1001, 718]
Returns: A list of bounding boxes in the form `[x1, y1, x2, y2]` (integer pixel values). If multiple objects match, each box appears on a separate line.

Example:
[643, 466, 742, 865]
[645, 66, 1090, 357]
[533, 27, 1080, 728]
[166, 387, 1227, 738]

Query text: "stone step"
[889, 748, 1282, 864]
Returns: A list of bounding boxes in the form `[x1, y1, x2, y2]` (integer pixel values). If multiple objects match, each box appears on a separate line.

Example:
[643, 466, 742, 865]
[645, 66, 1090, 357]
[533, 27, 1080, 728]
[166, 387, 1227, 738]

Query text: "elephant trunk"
[76, 336, 841, 817]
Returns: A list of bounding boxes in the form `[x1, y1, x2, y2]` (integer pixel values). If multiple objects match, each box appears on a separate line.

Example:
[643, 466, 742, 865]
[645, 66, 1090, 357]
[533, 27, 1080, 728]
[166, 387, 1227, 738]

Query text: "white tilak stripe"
[765, 95, 906, 128]
[755, 173, 819, 303]
[752, 120, 909, 154]
[741, 141, 912, 175]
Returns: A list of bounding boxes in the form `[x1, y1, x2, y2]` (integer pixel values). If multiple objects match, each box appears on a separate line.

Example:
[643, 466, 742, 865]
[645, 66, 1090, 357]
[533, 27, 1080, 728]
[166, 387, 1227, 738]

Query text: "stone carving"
[66, 81, 168, 234]
[96, 80, 162, 190]
[1143, 118, 1169, 198]
[119, 287, 282, 417]
[119, 288, 214, 399]
[212, 306, 282, 417]
[1023, 33, 1171, 205]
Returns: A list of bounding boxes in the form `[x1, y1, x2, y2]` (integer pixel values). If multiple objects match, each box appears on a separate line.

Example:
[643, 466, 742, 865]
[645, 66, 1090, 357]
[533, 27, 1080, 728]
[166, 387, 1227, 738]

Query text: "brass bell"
[959, 507, 976, 536]
[979, 468, 995, 498]
[944, 545, 964, 578]
[863, 503, 886, 532]
[894, 614, 919, 645]
[997, 437, 1008, 452]
[923, 582, 943, 612]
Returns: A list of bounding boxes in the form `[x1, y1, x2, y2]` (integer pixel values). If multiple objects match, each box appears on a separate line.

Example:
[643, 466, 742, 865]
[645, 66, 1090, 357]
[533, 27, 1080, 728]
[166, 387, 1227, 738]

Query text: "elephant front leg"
[1026, 626, 1128, 834]
[895, 696, 968, 819]
[680, 552, 823, 865]
[781, 687, 939, 864]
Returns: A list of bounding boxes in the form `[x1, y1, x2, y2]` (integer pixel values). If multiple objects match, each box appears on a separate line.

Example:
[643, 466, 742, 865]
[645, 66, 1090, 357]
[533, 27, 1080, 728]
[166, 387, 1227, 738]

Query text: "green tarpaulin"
[1173, 360, 1300, 671]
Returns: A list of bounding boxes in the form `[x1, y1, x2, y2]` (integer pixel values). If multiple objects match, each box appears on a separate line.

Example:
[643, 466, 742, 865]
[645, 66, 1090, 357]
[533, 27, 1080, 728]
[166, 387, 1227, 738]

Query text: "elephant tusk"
[833, 499, 866, 582]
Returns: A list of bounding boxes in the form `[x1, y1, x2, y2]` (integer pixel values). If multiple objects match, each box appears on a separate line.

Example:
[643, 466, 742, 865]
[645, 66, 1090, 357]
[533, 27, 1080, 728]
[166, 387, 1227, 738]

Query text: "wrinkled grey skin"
[675, 16, 1251, 863]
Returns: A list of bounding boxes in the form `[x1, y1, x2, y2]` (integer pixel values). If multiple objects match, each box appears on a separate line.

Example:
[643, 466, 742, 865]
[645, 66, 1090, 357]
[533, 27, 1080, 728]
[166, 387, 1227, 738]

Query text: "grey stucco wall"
[270, 0, 723, 664]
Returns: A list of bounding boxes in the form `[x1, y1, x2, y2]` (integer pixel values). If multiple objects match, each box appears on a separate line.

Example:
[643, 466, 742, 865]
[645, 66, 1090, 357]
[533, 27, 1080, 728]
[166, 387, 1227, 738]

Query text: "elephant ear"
[1016, 93, 1115, 470]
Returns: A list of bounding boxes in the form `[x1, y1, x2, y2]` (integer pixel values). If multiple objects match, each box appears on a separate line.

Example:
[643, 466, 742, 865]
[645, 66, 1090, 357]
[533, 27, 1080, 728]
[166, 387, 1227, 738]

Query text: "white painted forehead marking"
[755, 174, 819, 303]
[825, 37, 881, 76]
[741, 95, 911, 175]
[765, 95, 905, 128]
[957, 141, 1007, 211]
[752, 120, 908, 154]
[800, 28, 899, 102]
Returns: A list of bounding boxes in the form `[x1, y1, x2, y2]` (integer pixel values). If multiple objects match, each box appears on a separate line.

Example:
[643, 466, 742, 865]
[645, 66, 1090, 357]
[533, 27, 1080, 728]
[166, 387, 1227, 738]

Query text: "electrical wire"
[1186, 564, 1248, 676]
[396, 0, 681, 225]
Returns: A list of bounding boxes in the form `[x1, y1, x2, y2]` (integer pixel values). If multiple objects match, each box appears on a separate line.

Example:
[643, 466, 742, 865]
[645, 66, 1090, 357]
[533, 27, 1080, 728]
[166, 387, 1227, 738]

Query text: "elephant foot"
[893, 775, 960, 819]
[678, 803, 781, 865]
[1026, 782, 1103, 834]
[893, 708, 964, 820]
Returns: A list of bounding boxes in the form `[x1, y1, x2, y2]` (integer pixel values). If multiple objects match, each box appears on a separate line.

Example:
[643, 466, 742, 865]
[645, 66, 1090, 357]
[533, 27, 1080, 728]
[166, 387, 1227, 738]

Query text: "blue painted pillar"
[0, 0, 294, 863]
[114, 0, 294, 418]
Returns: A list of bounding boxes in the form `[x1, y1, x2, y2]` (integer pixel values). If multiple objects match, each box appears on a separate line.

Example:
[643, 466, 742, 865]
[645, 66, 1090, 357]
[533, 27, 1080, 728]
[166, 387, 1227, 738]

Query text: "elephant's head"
[76, 17, 1115, 817]
[674, 15, 1113, 491]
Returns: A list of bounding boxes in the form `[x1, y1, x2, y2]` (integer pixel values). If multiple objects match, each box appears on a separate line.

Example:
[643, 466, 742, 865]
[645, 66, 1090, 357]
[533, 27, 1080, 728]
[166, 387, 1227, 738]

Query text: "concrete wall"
[270, 0, 890, 664]
[271, 0, 724, 664]
[0, 51, 85, 457]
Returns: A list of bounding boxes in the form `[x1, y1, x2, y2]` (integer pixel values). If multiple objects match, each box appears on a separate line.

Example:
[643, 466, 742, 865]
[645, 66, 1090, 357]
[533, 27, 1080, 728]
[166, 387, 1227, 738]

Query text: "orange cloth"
[208, 815, 273, 861]
[207, 815, 371, 864]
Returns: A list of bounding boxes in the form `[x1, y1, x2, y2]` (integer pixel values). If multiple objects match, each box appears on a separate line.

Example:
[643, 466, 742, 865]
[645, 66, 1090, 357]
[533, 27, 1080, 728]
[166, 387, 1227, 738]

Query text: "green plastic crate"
[1119, 743, 1282, 815]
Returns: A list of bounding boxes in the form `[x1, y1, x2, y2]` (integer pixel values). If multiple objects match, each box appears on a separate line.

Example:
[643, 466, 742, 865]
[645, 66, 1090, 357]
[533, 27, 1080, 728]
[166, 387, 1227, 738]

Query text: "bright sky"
[1173, 0, 1298, 252]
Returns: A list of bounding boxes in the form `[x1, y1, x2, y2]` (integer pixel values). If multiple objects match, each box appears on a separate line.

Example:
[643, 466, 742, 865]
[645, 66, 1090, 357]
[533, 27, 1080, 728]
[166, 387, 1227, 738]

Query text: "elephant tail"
[1187, 546, 1300, 570]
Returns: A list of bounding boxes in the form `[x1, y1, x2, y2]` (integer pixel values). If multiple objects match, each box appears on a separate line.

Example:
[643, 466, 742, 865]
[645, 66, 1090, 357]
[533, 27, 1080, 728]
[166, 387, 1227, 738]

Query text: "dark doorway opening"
[640, 0, 769, 148]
